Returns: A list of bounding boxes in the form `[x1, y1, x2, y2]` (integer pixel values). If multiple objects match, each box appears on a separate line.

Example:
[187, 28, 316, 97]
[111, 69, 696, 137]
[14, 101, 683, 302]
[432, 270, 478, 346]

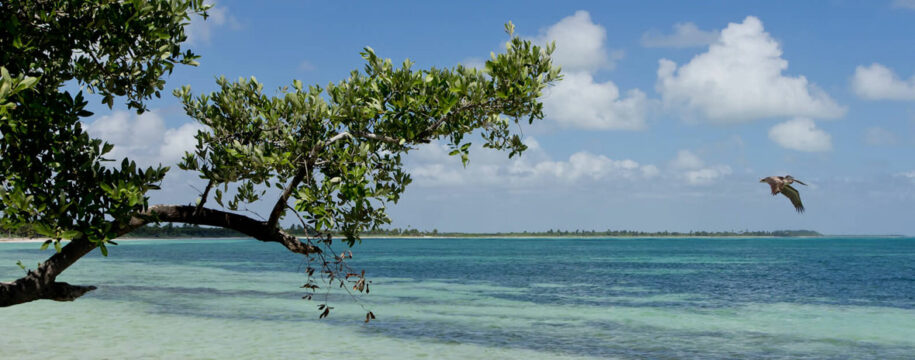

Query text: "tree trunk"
[0, 238, 97, 307]
[0, 205, 319, 307]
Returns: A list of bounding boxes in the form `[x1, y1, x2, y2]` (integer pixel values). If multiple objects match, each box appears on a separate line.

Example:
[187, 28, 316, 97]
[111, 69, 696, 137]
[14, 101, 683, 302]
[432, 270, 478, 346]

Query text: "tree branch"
[0, 237, 97, 307]
[267, 165, 309, 228]
[266, 131, 353, 228]
[1, 205, 320, 307]
[194, 179, 214, 215]
[130, 205, 320, 255]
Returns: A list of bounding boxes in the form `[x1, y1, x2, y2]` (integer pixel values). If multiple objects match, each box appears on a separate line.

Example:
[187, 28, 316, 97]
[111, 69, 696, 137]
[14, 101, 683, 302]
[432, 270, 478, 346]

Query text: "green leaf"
[32, 223, 55, 237]
[18, 76, 38, 91]
[60, 230, 82, 239]
[40, 240, 52, 251]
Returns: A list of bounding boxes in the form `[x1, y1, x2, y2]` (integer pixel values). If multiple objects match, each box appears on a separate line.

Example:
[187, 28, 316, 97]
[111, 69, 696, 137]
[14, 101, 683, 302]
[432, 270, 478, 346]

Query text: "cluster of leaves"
[0, 1, 208, 253]
[178, 22, 561, 246]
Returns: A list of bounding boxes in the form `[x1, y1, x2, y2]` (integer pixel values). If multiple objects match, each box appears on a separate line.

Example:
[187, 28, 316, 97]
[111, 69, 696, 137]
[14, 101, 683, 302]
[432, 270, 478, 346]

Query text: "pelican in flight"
[759, 175, 807, 213]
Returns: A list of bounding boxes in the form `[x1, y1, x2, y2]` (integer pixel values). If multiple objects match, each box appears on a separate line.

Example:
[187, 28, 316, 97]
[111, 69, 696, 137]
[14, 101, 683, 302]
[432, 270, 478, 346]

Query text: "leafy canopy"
[177, 22, 560, 244]
[0, 0, 209, 253]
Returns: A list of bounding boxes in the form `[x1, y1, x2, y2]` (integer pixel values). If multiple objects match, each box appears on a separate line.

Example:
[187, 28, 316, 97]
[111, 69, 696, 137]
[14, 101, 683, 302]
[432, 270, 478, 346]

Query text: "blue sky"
[81, 1, 915, 235]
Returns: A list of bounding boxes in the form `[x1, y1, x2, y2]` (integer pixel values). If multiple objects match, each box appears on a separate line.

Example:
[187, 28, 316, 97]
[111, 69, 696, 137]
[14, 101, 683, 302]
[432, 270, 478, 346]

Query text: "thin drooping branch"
[1, 204, 320, 307]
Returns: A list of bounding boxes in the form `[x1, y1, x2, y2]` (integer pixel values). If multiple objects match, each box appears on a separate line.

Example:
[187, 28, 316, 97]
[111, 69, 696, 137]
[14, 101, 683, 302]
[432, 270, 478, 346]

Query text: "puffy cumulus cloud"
[768, 118, 832, 152]
[534, 10, 621, 72]
[186, 4, 241, 45]
[864, 127, 898, 146]
[656, 16, 845, 123]
[543, 72, 651, 130]
[406, 139, 658, 188]
[852, 63, 915, 101]
[641, 22, 718, 48]
[84, 111, 205, 167]
[531, 10, 654, 131]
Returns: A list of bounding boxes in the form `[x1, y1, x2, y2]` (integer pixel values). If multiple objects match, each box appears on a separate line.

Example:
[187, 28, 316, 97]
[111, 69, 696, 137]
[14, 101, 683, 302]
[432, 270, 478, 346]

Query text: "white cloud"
[666, 149, 732, 186]
[641, 22, 718, 48]
[531, 11, 654, 131]
[530, 152, 648, 183]
[683, 166, 733, 186]
[670, 149, 704, 169]
[407, 139, 657, 188]
[852, 63, 915, 101]
[892, 0, 915, 9]
[656, 16, 845, 123]
[84, 111, 204, 167]
[160, 122, 205, 162]
[186, 5, 240, 45]
[768, 118, 832, 152]
[543, 71, 651, 130]
[534, 10, 620, 72]
[641, 165, 660, 178]
[864, 127, 898, 146]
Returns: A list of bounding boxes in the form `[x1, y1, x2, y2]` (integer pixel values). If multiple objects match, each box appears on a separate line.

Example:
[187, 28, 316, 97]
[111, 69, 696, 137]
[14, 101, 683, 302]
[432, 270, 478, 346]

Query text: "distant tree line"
[3, 223, 821, 239]
[354, 228, 822, 237]
[3, 223, 243, 238]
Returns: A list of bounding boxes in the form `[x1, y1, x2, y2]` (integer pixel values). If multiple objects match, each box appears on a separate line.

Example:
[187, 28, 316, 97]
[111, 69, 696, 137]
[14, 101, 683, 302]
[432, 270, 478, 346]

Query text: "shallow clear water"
[1, 237, 914, 359]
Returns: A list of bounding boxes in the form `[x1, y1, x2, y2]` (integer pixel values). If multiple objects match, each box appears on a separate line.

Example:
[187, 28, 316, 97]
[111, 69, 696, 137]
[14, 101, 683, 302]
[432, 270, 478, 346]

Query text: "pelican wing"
[780, 184, 805, 213]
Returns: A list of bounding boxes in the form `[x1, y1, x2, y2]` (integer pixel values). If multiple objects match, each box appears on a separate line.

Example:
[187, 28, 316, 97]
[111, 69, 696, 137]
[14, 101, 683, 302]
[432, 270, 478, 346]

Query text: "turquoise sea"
[1, 237, 914, 359]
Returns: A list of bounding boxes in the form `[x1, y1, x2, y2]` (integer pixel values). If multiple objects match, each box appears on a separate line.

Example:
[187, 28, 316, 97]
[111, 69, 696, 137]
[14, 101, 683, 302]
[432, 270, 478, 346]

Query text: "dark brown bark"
[0, 205, 319, 307]
[132, 205, 320, 255]
[267, 166, 308, 228]
[0, 238, 97, 307]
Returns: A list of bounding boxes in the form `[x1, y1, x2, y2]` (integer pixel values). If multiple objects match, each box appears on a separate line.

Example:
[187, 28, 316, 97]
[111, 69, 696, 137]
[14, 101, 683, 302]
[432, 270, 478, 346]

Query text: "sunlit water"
[1, 237, 913, 359]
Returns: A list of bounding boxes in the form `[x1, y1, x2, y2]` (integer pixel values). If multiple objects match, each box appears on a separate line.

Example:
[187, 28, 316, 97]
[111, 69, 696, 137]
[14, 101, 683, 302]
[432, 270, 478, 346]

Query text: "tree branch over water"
[0, 3, 560, 309]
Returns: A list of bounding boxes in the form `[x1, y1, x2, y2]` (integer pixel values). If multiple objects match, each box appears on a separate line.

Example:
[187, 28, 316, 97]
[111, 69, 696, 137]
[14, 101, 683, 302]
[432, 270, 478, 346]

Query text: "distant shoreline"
[2, 234, 909, 243]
